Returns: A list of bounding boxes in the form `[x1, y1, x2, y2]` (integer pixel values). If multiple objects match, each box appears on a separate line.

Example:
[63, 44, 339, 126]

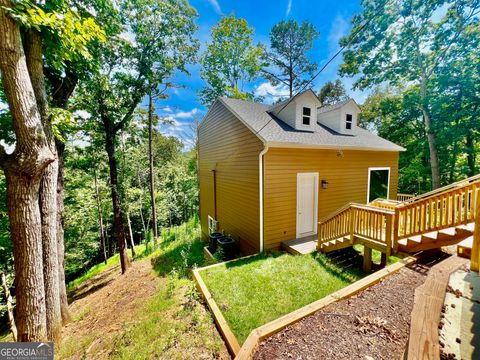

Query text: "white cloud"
[162, 106, 173, 113]
[255, 82, 289, 97]
[73, 110, 91, 120]
[327, 14, 349, 56]
[255, 82, 290, 104]
[175, 108, 200, 119]
[207, 0, 222, 15]
[286, 0, 292, 16]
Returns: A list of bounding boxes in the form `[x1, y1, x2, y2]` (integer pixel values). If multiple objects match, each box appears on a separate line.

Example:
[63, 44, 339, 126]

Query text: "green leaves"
[5, 0, 106, 70]
[199, 13, 264, 106]
[318, 80, 348, 106]
[48, 107, 75, 142]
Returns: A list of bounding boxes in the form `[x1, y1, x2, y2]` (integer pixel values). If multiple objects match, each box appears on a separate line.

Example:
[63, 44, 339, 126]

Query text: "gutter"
[259, 142, 269, 253]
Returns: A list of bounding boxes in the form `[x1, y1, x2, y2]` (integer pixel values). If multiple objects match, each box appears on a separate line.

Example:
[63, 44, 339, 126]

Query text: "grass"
[67, 244, 149, 291]
[59, 216, 227, 360]
[111, 277, 225, 360]
[353, 244, 401, 265]
[199, 251, 364, 343]
[110, 217, 223, 359]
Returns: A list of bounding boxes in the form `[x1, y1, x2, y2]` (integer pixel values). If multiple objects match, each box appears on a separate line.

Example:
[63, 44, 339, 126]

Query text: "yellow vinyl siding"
[263, 148, 399, 250]
[198, 101, 264, 254]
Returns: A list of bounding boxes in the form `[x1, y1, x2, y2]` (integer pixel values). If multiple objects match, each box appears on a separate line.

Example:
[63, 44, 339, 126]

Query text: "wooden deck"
[281, 235, 318, 255]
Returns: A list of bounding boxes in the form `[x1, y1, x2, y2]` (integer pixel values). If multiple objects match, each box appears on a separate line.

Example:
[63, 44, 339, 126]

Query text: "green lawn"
[199, 251, 364, 343]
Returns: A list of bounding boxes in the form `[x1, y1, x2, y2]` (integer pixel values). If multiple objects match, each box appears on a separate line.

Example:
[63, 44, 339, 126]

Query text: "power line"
[251, 2, 391, 138]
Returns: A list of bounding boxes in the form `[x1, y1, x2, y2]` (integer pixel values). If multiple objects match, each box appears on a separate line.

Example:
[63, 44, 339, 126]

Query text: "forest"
[0, 0, 478, 348]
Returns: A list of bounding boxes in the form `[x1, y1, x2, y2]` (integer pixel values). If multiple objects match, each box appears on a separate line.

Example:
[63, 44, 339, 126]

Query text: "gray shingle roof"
[317, 98, 354, 114]
[218, 97, 405, 152]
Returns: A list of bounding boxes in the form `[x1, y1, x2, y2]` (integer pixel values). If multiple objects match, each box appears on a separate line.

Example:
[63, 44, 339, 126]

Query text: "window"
[367, 168, 390, 202]
[302, 107, 311, 125]
[346, 114, 353, 130]
[208, 215, 218, 234]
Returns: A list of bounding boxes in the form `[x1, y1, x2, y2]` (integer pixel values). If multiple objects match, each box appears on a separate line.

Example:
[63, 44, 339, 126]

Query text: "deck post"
[380, 252, 387, 267]
[363, 246, 372, 273]
[471, 189, 480, 272]
[393, 208, 399, 254]
[385, 214, 393, 257]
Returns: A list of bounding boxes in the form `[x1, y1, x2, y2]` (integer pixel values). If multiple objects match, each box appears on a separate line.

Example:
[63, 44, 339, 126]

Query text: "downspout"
[259, 142, 269, 253]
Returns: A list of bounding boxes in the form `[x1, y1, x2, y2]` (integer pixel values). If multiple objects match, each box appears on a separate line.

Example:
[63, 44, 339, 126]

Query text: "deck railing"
[318, 174, 480, 256]
[318, 203, 394, 254]
[395, 181, 480, 240]
[369, 198, 402, 210]
[397, 193, 415, 202]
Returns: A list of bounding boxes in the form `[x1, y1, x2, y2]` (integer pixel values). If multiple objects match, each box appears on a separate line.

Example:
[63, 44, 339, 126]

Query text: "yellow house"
[198, 90, 405, 254]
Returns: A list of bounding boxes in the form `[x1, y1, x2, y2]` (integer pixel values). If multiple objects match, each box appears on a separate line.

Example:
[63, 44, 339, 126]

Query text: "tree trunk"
[421, 106, 441, 189]
[466, 131, 476, 177]
[148, 93, 158, 243]
[1, 272, 17, 341]
[104, 131, 130, 273]
[0, 1, 56, 341]
[39, 160, 62, 341]
[126, 212, 136, 257]
[47, 69, 77, 324]
[288, 56, 293, 98]
[414, 34, 440, 190]
[5, 174, 49, 341]
[94, 165, 108, 264]
[55, 141, 70, 323]
[139, 206, 146, 239]
[24, 29, 62, 342]
[45, 69, 77, 327]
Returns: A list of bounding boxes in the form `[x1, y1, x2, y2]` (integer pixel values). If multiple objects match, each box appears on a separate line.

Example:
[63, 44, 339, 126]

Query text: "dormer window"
[346, 114, 353, 130]
[302, 107, 311, 125]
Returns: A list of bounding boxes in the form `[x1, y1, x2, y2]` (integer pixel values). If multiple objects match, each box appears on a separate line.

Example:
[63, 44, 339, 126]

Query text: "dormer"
[317, 98, 361, 135]
[269, 89, 321, 132]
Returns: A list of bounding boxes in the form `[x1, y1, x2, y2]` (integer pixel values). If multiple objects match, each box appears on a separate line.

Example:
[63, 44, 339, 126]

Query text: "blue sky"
[158, 0, 365, 149]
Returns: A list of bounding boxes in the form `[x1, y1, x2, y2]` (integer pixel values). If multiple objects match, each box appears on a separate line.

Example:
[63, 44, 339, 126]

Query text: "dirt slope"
[59, 259, 229, 359]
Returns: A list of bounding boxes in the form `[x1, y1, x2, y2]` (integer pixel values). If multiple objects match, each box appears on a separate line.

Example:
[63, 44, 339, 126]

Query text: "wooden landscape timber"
[192, 268, 241, 357]
[192, 254, 416, 359]
[235, 256, 416, 359]
[406, 255, 468, 360]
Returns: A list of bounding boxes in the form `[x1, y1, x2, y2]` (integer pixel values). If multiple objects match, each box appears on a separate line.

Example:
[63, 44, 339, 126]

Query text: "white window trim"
[367, 167, 391, 203]
[296, 172, 319, 238]
[302, 106, 312, 126]
[297, 104, 313, 130]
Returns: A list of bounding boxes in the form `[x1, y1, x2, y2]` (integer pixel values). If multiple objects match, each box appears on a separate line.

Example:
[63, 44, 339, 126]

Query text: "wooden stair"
[320, 236, 352, 253]
[317, 174, 480, 261]
[397, 223, 474, 253]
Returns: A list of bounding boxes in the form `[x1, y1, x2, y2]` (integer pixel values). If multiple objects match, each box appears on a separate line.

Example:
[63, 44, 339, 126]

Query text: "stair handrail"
[395, 177, 480, 240]
[318, 202, 394, 225]
[318, 202, 395, 251]
[318, 202, 354, 224]
[401, 174, 480, 205]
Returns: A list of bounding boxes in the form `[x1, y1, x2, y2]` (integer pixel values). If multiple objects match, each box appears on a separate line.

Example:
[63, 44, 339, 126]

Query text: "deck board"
[281, 235, 318, 255]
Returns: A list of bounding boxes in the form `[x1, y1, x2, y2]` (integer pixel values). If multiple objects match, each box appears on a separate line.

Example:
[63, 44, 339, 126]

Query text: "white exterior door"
[296, 172, 319, 238]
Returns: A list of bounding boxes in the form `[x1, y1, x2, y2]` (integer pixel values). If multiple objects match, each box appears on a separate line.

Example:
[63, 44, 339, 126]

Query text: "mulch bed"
[254, 259, 440, 360]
